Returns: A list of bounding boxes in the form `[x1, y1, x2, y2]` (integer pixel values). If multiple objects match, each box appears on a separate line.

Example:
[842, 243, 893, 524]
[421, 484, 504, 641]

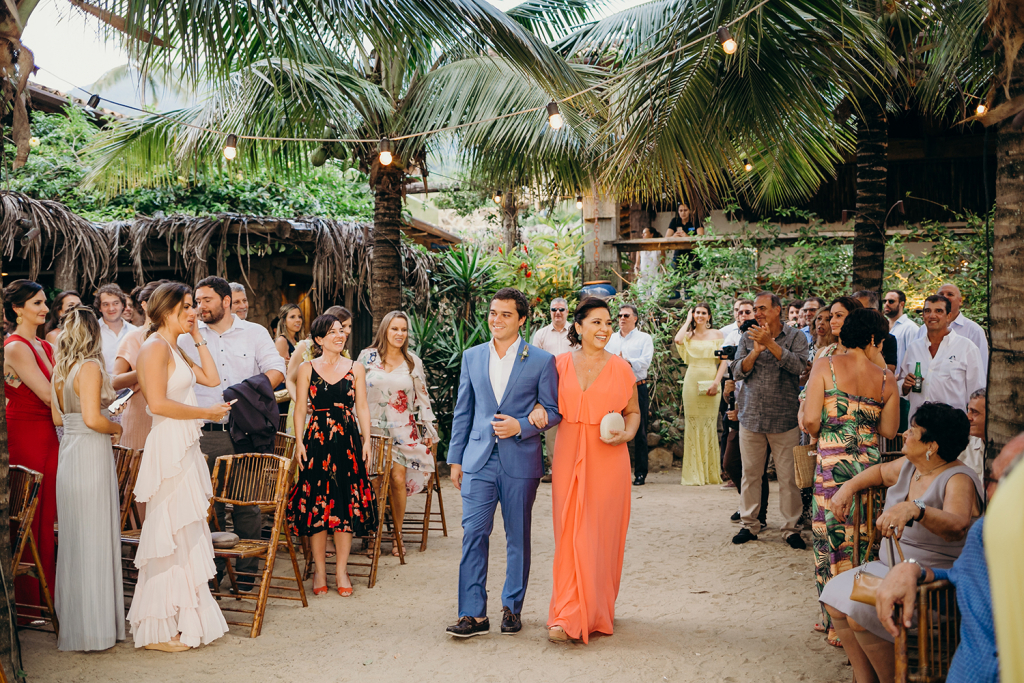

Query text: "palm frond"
[505, 0, 601, 43]
[915, 0, 994, 120]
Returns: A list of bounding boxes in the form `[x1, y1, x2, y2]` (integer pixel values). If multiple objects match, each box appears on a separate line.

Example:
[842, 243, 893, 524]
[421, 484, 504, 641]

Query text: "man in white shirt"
[531, 297, 572, 482]
[229, 282, 249, 320]
[883, 289, 918, 372]
[95, 283, 137, 374]
[722, 299, 755, 346]
[180, 276, 285, 591]
[961, 388, 987, 480]
[606, 304, 654, 485]
[914, 283, 988, 381]
[900, 295, 984, 418]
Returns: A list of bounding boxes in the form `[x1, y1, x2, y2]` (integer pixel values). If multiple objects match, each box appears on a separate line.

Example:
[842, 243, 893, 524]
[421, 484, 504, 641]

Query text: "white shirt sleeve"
[252, 323, 287, 376]
[963, 341, 984, 402]
[633, 333, 654, 377]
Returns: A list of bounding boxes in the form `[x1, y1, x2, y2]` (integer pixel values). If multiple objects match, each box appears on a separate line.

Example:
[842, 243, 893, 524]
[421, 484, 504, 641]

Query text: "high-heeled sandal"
[145, 639, 190, 653]
[313, 584, 329, 596]
[548, 626, 570, 643]
[337, 572, 353, 597]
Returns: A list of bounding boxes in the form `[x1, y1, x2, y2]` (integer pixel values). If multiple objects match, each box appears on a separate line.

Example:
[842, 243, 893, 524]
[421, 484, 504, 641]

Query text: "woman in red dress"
[4, 280, 60, 609]
[547, 297, 641, 643]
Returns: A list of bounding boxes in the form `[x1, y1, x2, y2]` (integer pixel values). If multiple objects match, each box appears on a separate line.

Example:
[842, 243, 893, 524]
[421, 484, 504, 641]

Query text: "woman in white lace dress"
[130, 283, 232, 652]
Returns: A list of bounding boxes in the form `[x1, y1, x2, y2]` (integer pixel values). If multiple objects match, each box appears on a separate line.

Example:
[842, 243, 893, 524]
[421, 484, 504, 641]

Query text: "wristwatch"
[912, 499, 926, 521]
[195, 339, 208, 347]
[903, 558, 927, 585]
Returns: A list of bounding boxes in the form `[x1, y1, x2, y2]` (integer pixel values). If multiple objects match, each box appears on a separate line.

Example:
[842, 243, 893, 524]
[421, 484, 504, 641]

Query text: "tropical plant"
[81, 0, 601, 331]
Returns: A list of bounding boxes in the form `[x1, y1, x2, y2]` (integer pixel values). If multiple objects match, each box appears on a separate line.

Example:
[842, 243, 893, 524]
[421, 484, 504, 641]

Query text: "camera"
[715, 345, 737, 361]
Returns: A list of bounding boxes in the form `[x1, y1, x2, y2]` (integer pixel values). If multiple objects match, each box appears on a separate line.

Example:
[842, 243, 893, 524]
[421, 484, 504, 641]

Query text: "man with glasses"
[961, 388, 987, 480]
[882, 289, 918, 371]
[721, 299, 755, 346]
[531, 298, 573, 482]
[800, 297, 826, 346]
[605, 304, 654, 485]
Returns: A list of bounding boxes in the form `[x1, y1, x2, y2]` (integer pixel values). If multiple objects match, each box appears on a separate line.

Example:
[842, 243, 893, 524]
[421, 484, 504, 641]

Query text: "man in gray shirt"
[729, 291, 808, 549]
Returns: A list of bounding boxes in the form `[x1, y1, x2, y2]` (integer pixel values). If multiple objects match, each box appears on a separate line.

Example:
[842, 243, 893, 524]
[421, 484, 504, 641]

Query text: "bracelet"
[903, 558, 927, 585]
[195, 340, 208, 347]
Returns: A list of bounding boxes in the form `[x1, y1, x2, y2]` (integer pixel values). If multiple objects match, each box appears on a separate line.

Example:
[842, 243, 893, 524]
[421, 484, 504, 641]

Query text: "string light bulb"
[87, 94, 101, 108]
[223, 134, 238, 161]
[575, 196, 583, 209]
[743, 158, 753, 172]
[976, 103, 987, 116]
[493, 190, 503, 204]
[378, 137, 393, 166]
[717, 28, 737, 55]
[547, 101, 564, 130]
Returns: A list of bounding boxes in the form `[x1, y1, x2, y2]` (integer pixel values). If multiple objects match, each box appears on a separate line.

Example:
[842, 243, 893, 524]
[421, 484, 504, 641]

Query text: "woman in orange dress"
[547, 297, 641, 644]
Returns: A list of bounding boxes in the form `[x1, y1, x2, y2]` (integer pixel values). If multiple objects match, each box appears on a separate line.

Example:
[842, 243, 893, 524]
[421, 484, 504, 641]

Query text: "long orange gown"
[548, 353, 634, 643]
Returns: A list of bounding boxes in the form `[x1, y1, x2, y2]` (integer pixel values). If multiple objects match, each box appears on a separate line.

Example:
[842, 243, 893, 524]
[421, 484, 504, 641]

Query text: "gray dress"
[819, 459, 983, 642]
[52, 360, 126, 651]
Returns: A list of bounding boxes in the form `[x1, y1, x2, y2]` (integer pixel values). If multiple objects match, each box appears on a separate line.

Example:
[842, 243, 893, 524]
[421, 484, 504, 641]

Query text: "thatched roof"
[0, 191, 434, 308]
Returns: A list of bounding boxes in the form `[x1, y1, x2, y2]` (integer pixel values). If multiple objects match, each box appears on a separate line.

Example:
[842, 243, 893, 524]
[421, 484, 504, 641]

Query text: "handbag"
[600, 412, 625, 441]
[793, 445, 817, 489]
[850, 534, 905, 606]
[697, 380, 716, 394]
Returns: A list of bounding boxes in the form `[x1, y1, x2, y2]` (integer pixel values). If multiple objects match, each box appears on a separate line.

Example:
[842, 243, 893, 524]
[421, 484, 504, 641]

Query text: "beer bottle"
[912, 362, 923, 394]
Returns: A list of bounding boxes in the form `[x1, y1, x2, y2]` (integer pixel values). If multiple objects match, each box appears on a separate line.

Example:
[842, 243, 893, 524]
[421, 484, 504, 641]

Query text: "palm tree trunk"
[0, 289, 25, 682]
[852, 99, 888, 293]
[501, 192, 520, 252]
[371, 164, 404, 332]
[990, 73, 1024, 455]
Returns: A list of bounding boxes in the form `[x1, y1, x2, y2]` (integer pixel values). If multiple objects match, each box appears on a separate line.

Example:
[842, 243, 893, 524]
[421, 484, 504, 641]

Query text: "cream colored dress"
[676, 337, 723, 486]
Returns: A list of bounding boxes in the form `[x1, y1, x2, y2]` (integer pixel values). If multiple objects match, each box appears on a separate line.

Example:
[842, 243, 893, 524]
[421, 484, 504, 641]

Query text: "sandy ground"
[22, 470, 851, 683]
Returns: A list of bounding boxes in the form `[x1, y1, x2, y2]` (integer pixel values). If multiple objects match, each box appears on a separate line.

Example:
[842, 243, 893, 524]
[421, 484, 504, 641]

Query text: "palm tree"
[83, 0, 599, 330]
[91, 61, 192, 109]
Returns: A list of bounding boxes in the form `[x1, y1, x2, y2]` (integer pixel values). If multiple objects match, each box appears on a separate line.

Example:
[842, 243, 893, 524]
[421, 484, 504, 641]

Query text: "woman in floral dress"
[288, 313, 377, 596]
[357, 311, 438, 556]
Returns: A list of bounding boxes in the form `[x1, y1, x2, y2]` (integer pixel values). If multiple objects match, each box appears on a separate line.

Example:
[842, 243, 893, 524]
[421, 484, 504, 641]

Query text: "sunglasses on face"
[550, 308, 566, 312]
[618, 314, 632, 319]
[884, 299, 899, 304]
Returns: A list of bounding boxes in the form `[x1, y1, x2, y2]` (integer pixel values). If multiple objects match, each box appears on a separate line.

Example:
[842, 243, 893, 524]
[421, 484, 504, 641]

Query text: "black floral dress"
[287, 366, 378, 537]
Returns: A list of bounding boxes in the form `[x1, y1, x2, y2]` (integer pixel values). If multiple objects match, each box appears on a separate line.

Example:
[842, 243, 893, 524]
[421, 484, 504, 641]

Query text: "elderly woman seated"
[819, 402, 983, 683]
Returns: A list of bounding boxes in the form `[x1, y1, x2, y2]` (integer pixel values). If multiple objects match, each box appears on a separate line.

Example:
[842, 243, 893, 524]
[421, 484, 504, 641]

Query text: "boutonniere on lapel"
[520, 344, 530, 363]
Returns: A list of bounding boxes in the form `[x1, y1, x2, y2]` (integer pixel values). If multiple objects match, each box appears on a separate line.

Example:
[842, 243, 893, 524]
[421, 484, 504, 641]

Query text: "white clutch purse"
[600, 412, 626, 441]
[697, 380, 716, 394]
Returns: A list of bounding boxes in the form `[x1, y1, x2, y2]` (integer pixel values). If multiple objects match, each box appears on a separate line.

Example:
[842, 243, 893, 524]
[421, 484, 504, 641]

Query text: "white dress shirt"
[488, 336, 522, 404]
[889, 313, 919, 372]
[179, 314, 286, 421]
[720, 322, 739, 340]
[900, 330, 984, 417]
[959, 436, 985, 479]
[605, 327, 654, 381]
[915, 312, 988, 381]
[530, 324, 572, 357]
[100, 319, 137, 374]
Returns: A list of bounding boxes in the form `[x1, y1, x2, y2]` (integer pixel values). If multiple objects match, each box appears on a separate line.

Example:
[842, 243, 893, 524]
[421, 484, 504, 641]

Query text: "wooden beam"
[610, 225, 979, 252]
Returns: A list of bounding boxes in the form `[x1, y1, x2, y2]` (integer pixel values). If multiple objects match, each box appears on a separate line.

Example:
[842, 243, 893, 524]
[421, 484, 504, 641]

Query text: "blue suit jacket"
[446, 340, 561, 478]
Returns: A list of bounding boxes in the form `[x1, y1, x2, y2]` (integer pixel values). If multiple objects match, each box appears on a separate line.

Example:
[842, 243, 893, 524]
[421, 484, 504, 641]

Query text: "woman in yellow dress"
[673, 304, 727, 485]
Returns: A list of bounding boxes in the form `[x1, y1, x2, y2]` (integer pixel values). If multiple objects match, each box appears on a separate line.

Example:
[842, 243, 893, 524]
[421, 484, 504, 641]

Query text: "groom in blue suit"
[445, 288, 561, 638]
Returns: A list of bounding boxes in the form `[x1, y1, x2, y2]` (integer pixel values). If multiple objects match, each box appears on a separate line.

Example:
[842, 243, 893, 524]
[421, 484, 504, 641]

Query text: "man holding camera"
[729, 292, 809, 549]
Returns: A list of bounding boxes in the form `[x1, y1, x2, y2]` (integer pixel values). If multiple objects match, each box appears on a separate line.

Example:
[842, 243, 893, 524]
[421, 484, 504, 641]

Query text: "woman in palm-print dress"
[287, 313, 378, 596]
[800, 309, 898, 647]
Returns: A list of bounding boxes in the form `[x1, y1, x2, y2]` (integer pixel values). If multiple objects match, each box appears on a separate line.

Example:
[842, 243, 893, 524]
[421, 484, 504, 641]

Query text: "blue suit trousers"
[458, 446, 539, 618]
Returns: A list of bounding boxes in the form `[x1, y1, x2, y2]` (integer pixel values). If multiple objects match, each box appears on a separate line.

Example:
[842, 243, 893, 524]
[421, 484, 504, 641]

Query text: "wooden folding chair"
[208, 453, 307, 637]
[894, 580, 960, 682]
[851, 485, 888, 567]
[113, 446, 143, 532]
[8, 465, 58, 636]
[273, 432, 296, 460]
[400, 444, 448, 552]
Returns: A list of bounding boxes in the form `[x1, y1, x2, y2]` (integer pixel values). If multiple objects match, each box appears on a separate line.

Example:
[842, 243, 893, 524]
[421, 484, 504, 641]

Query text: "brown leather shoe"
[500, 607, 522, 634]
[446, 616, 490, 638]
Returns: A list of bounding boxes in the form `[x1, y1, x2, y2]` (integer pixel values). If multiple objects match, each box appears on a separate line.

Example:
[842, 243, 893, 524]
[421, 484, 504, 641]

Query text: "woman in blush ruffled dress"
[357, 311, 438, 555]
[130, 282, 231, 652]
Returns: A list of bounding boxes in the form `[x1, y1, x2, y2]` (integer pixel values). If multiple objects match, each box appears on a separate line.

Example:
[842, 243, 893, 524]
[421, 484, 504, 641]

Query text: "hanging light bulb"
[493, 190, 503, 204]
[547, 101, 564, 130]
[717, 28, 737, 55]
[575, 195, 583, 210]
[378, 137, 393, 166]
[743, 158, 753, 172]
[87, 93, 101, 108]
[223, 134, 238, 161]
[976, 103, 987, 116]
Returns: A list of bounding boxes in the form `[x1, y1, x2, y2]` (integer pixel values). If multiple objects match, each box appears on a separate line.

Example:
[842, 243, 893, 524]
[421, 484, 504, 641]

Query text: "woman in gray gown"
[50, 307, 126, 651]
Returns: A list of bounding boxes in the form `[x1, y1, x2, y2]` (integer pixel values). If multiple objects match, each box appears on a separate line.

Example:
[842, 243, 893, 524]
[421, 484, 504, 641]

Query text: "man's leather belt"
[202, 423, 229, 432]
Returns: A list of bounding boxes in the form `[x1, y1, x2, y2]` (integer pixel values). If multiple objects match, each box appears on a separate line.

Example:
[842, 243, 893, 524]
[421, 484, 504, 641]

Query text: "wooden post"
[582, 194, 622, 285]
[53, 246, 78, 292]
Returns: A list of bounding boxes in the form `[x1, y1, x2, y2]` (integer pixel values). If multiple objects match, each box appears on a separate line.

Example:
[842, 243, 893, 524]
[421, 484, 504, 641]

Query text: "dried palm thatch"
[0, 191, 433, 307]
[0, 191, 117, 286]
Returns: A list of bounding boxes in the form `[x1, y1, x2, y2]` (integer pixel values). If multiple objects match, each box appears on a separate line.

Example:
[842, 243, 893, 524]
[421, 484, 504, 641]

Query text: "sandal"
[814, 623, 827, 633]
[826, 629, 842, 648]
[548, 626, 570, 643]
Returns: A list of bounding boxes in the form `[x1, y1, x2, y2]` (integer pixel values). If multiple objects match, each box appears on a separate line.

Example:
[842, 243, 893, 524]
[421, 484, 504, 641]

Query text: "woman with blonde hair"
[356, 310, 438, 554]
[274, 303, 304, 361]
[50, 306, 125, 651]
[129, 282, 230, 652]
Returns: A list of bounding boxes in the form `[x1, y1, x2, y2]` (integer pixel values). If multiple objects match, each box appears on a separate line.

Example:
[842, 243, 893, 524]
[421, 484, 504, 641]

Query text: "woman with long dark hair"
[44, 289, 82, 345]
[129, 282, 230, 651]
[3, 279, 60, 611]
[357, 310, 438, 554]
[284, 305, 351, 436]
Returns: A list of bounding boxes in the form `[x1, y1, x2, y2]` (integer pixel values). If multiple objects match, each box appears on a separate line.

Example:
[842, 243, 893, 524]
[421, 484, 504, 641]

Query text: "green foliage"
[431, 186, 494, 217]
[9, 110, 373, 222]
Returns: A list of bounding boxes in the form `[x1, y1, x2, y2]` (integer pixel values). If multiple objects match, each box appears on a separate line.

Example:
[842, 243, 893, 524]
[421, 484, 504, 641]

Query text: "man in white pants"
[729, 292, 809, 549]
[530, 298, 573, 483]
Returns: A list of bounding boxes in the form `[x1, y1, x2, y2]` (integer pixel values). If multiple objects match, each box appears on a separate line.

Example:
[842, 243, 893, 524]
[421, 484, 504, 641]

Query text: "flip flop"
[814, 623, 827, 633]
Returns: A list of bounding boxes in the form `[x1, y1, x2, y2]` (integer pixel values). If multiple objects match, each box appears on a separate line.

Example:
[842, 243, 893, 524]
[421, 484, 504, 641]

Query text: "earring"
[15, 315, 22, 325]
[706, 322, 711, 329]
[926, 449, 932, 461]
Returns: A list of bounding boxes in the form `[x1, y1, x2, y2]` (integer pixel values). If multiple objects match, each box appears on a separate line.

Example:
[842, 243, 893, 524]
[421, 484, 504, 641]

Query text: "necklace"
[914, 461, 949, 481]
[576, 351, 604, 377]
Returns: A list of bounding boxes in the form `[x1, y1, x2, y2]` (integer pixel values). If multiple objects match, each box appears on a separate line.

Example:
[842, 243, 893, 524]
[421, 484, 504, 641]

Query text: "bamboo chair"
[400, 444, 448, 552]
[894, 581, 960, 683]
[209, 453, 307, 638]
[851, 485, 888, 567]
[8, 465, 58, 636]
[113, 446, 143, 532]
